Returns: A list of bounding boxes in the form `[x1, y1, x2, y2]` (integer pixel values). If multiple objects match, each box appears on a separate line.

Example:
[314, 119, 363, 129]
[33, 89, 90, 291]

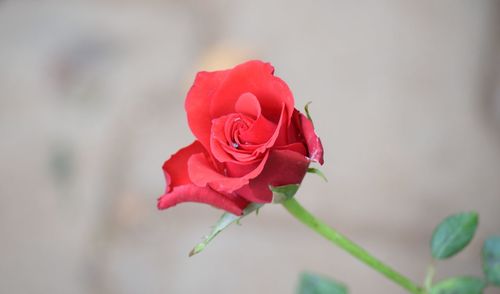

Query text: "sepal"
[189, 202, 263, 256]
[271, 184, 300, 203]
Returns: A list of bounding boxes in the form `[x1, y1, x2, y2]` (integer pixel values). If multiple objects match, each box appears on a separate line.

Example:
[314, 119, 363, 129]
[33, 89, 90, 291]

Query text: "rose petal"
[275, 142, 308, 156]
[158, 185, 248, 215]
[210, 114, 256, 163]
[250, 103, 287, 153]
[210, 112, 275, 163]
[158, 140, 248, 215]
[210, 60, 294, 123]
[235, 92, 261, 118]
[235, 149, 310, 203]
[186, 69, 230, 150]
[234, 92, 278, 144]
[188, 152, 269, 193]
[300, 113, 324, 164]
[276, 108, 302, 146]
[162, 141, 206, 191]
[238, 113, 277, 144]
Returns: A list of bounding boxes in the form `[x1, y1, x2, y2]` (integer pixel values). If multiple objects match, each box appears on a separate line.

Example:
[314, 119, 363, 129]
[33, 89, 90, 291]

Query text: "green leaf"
[431, 212, 479, 259]
[304, 101, 313, 121]
[307, 167, 328, 182]
[189, 203, 262, 256]
[430, 276, 485, 294]
[271, 184, 300, 203]
[482, 236, 500, 286]
[297, 272, 348, 294]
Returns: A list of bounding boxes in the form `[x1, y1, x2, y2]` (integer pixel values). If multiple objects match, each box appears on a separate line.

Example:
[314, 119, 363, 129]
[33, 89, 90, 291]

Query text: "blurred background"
[1, 0, 500, 293]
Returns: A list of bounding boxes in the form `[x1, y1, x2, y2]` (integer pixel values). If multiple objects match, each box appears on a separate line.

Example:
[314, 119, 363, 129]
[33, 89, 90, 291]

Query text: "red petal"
[162, 141, 206, 191]
[235, 92, 278, 144]
[224, 160, 262, 178]
[159, 140, 248, 214]
[158, 185, 248, 215]
[210, 115, 240, 163]
[210, 60, 294, 123]
[238, 115, 276, 144]
[209, 111, 277, 163]
[235, 149, 310, 203]
[235, 92, 261, 118]
[247, 103, 287, 153]
[210, 114, 258, 163]
[188, 152, 269, 193]
[186, 70, 230, 150]
[300, 113, 324, 164]
[275, 142, 307, 156]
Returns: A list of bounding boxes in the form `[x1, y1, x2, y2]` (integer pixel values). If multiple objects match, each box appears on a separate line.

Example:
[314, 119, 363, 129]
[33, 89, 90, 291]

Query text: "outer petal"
[235, 149, 310, 203]
[210, 60, 294, 123]
[275, 142, 308, 156]
[299, 113, 324, 164]
[158, 185, 248, 215]
[185, 70, 230, 150]
[162, 141, 206, 190]
[158, 141, 248, 215]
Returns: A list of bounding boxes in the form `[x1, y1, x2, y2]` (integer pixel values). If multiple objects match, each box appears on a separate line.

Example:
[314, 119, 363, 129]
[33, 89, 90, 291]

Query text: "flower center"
[226, 114, 252, 150]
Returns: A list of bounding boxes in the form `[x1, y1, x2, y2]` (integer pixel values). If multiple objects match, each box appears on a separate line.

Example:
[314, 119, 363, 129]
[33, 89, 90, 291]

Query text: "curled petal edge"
[159, 140, 248, 215]
[158, 184, 248, 215]
[299, 112, 324, 165]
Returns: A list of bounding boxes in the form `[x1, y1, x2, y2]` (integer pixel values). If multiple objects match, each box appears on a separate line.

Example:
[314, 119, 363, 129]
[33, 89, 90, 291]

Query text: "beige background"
[1, 1, 500, 293]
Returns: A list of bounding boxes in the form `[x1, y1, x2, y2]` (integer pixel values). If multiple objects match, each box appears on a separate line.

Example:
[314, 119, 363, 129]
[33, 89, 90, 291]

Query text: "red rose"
[158, 60, 323, 215]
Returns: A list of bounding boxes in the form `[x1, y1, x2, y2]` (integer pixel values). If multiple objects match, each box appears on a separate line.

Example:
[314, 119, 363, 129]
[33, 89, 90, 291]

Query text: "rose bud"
[158, 60, 323, 215]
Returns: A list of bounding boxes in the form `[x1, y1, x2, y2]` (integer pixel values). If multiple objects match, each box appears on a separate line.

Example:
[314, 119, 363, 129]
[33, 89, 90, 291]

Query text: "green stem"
[424, 262, 435, 293]
[282, 198, 423, 294]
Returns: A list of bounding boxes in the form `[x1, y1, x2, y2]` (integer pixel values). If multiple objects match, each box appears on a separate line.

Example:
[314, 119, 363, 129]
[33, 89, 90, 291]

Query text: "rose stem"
[282, 198, 423, 294]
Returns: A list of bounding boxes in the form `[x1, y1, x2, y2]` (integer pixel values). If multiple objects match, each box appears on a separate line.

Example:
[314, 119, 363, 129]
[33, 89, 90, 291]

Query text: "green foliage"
[430, 277, 485, 294]
[431, 212, 479, 259]
[297, 272, 348, 294]
[189, 183, 303, 256]
[307, 167, 328, 182]
[271, 184, 300, 203]
[189, 203, 262, 256]
[482, 236, 500, 286]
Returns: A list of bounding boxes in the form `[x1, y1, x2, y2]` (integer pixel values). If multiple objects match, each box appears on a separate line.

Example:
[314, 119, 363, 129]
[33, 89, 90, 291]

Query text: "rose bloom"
[158, 60, 323, 215]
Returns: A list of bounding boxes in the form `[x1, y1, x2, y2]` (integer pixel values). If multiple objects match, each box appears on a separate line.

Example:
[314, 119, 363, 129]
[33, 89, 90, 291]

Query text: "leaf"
[189, 203, 262, 256]
[431, 212, 479, 259]
[271, 184, 300, 203]
[297, 272, 348, 294]
[304, 101, 313, 121]
[307, 167, 328, 182]
[482, 236, 500, 286]
[430, 276, 485, 294]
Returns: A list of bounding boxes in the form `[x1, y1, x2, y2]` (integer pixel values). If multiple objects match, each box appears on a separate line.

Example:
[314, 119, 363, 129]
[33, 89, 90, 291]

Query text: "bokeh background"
[1, 1, 500, 293]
